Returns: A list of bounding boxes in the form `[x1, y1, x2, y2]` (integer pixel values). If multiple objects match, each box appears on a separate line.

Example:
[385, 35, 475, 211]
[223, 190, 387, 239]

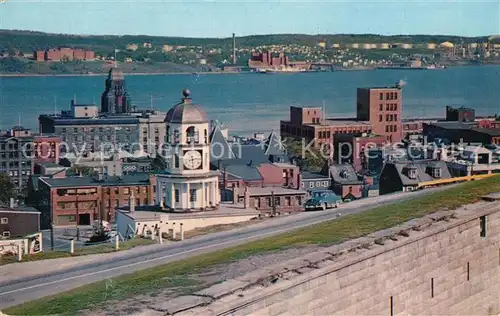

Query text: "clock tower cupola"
[156, 89, 220, 211]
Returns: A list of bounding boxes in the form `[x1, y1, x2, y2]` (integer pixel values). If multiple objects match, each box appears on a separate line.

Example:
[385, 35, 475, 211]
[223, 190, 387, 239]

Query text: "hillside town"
[2, 31, 500, 74]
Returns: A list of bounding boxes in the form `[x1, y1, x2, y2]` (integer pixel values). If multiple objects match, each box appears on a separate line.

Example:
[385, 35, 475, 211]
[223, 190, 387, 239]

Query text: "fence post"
[70, 238, 75, 254]
[158, 228, 163, 244]
[23, 239, 29, 255]
[17, 244, 22, 262]
[115, 235, 119, 250]
[180, 223, 184, 241]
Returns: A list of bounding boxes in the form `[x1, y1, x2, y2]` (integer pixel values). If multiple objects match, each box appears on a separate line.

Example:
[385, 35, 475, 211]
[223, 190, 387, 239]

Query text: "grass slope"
[5, 176, 500, 315]
[0, 238, 156, 266]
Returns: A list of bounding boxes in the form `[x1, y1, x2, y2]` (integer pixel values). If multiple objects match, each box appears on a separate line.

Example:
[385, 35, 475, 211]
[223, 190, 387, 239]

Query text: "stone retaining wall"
[166, 200, 500, 315]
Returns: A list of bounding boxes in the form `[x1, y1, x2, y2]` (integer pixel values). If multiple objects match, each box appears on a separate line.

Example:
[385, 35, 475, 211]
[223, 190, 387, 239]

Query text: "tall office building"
[356, 84, 403, 143]
[101, 67, 132, 114]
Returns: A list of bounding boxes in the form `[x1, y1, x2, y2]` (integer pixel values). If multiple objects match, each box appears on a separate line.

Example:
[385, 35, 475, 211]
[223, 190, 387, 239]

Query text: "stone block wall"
[180, 201, 500, 316]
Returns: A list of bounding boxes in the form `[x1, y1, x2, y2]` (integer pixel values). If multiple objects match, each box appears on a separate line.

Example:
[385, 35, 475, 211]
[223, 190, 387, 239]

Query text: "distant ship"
[376, 65, 446, 70]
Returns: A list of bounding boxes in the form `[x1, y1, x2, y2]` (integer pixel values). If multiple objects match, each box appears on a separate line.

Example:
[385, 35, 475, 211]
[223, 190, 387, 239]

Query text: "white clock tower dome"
[156, 89, 220, 211]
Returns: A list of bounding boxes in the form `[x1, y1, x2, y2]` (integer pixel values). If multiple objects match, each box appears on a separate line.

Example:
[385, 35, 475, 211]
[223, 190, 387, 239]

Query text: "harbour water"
[1, 65, 499, 136]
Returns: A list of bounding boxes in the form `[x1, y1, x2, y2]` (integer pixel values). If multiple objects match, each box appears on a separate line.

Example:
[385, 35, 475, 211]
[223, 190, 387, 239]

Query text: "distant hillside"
[0, 29, 488, 55]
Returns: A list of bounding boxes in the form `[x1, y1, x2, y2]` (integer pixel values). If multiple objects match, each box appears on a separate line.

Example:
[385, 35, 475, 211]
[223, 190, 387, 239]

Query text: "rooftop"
[118, 202, 260, 221]
[39, 173, 152, 188]
[301, 171, 330, 180]
[0, 206, 40, 215]
[303, 119, 371, 127]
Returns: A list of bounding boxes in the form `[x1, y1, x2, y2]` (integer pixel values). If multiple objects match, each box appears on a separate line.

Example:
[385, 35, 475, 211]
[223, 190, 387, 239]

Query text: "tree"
[285, 139, 327, 173]
[68, 165, 97, 177]
[0, 173, 15, 206]
[151, 155, 168, 172]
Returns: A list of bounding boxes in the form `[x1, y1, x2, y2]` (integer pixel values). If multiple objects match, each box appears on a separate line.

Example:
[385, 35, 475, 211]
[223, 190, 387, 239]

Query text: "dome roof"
[165, 89, 208, 124]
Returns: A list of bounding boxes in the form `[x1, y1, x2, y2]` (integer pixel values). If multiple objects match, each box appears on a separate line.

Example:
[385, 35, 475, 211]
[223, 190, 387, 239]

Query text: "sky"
[0, 0, 499, 38]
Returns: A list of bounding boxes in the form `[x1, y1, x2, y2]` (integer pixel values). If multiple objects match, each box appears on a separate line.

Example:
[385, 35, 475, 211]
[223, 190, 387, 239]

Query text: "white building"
[156, 89, 220, 211]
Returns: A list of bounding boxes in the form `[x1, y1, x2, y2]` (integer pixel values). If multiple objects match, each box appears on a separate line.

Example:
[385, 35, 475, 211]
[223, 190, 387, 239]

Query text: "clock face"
[183, 150, 202, 170]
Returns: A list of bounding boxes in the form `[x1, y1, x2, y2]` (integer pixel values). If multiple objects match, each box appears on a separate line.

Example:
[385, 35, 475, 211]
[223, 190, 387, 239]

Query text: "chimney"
[232, 33, 236, 65]
[129, 191, 136, 213]
[9, 198, 15, 209]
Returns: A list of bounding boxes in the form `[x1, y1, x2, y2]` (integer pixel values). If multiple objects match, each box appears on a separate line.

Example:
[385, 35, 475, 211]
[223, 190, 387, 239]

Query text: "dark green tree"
[0, 173, 15, 206]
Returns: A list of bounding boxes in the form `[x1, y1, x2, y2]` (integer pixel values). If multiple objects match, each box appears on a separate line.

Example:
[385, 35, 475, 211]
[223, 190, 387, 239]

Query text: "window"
[266, 197, 272, 207]
[175, 189, 180, 203]
[394, 93, 398, 100]
[386, 114, 389, 121]
[394, 125, 397, 132]
[309, 182, 314, 188]
[0, 217, 7, 224]
[480, 215, 486, 237]
[2, 231, 10, 238]
[124, 188, 130, 194]
[467, 262, 470, 281]
[386, 104, 390, 111]
[386, 92, 390, 100]
[379, 115, 383, 122]
[68, 215, 76, 223]
[385, 126, 389, 133]
[74, 128, 78, 133]
[379, 104, 383, 111]
[274, 197, 280, 207]
[285, 196, 291, 206]
[174, 154, 179, 168]
[186, 126, 199, 144]
[394, 114, 398, 121]
[431, 278, 434, 298]
[189, 189, 197, 202]
[390, 296, 394, 316]
[379, 93, 383, 100]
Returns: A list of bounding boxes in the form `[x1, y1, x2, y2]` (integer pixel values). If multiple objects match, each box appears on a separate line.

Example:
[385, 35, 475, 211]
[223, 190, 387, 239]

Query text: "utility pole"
[50, 212, 54, 251]
[76, 192, 80, 241]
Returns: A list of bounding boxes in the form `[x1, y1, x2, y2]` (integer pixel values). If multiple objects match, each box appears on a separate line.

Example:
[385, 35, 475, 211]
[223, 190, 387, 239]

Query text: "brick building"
[324, 164, 364, 200]
[280, 106, 372, 148]
[34, 47, 96, 61]
[356, 86, 403, 142]
[334, 133, 387, 172]
[0, 206, 40, 239]
[446, 105, 475, 122]
[423, 122, 500, 145]
[33, 173, 156, 227]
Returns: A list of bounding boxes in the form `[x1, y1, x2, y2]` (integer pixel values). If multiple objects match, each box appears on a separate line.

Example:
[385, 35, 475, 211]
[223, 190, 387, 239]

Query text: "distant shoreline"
[0, 63, 498, 78]
[0, 71, 233, 78]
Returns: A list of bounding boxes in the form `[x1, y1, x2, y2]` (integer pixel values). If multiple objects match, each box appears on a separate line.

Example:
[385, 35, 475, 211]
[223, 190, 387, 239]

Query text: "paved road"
[0, 186, 454, 309]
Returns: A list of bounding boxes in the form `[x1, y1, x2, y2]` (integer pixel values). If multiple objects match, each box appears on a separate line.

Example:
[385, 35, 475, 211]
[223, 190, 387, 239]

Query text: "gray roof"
[387, 160, 452, 185]
[301, 171, 330, 180]
[224, 164, 263, 181]
[210, 122, 235, 160]
[165, 91, 208, 124]
[328, 164, 362, 185]
[264, 131, 286, 156]
[39, 173, 151, 188]
[429, 121, 476, 130]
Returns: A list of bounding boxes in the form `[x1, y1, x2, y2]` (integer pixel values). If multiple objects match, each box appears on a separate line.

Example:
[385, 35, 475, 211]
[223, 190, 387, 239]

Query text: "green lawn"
[5, 176, 500, 315]
[0, 238, 156, 266]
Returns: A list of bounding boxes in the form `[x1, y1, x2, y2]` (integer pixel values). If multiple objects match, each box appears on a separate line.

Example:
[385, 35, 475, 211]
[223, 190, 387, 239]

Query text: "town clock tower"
[156, 89, 220, 211]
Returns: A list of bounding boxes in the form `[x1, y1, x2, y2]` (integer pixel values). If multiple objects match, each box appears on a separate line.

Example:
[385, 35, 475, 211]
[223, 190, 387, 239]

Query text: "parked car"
[304, 190, 342, 211]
